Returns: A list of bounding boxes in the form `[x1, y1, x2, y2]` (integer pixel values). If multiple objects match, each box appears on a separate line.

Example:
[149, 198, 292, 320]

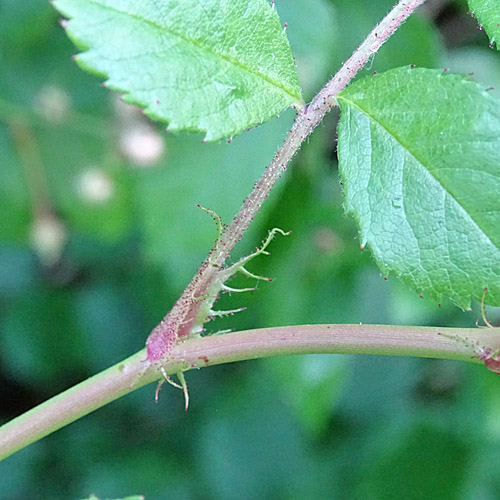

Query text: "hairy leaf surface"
[468, 0, 500, 50]
[52, 0, 302, 141]
[337, 67, 500, 309]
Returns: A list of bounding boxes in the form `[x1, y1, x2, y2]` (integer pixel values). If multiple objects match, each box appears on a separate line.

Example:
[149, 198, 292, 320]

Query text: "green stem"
[1, 324, 498, 461]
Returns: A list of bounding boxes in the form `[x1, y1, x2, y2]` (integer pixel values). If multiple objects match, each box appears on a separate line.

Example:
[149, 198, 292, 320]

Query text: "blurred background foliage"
[1, 0, 500, 498]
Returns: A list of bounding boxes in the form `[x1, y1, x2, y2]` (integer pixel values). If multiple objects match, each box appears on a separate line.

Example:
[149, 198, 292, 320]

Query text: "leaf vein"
[339, 96, 500, 253]
[84, 0, 302, 102]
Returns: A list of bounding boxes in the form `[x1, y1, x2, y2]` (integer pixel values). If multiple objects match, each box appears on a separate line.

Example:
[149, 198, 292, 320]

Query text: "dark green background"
[1, 0, 500, 498]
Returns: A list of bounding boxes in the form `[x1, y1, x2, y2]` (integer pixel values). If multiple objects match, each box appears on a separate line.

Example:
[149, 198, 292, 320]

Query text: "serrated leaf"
[52, 0, 302, 141]
[337, 67, 500, 310]
[468, 0, 500, 50]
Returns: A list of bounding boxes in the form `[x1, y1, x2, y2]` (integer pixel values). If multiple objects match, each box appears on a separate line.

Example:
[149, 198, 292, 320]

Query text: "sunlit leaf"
[337, 67, 500, 309]
[52, 0, 303, 141]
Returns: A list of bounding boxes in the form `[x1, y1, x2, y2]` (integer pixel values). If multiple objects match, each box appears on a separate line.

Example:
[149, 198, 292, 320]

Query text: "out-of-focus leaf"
[468, 0, 500, 49]
[73, 284, 144, 371]
[198, 368, 317, 500]
[52, 0, 302, 141]
[1, 288, 88, 386]
[337, 67, 500, 310]
[81, 496, 144, 500]
[0, 0, 56, 52]
[0, 0, 128, 246]
[0, 124, 31, 242]
[276, 0, 338, 99]
[331, 0, 442, 74]
[444, 46, 500, 100]
[354, 425, 469, 500]
[0, 245, 38, 298]
[265, 355, 348, 437]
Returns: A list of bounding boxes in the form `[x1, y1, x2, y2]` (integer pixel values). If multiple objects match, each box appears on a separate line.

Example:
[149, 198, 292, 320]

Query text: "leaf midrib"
[338, 94, 500, 252]
[84, 0, 302, 102]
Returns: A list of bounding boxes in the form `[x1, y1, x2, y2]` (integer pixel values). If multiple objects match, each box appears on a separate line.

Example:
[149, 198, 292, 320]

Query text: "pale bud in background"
[313, 227, 342, 255]
[114, 96, 166, 167]
[119, 124, 165, 166]
[77, 168, 114, 204]
[31, 211, 67, 266]
[34, 85, 71, 123]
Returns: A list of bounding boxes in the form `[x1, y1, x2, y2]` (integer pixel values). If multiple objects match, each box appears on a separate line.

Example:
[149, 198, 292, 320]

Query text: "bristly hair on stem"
[143, 0, 429, 373]
[146, 218, 290, 365]
[145, 221, 289, 408]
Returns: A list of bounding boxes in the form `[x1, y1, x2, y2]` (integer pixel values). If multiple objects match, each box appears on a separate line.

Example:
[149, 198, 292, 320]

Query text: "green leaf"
[52, 0, 302, 141]
[468, 0, 500, 50]
[354, 425, 469, 500]
[337, 67, 500, 309]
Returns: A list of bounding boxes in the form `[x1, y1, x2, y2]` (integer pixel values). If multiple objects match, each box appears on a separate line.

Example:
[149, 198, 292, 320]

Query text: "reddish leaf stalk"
[146, 0, 428, 364]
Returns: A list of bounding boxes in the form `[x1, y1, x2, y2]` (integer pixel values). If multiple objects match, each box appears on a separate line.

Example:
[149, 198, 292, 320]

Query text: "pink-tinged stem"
[2, 323, 498, 461]
[216, 0, 427, 261]
[146, 0, 428, 357]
